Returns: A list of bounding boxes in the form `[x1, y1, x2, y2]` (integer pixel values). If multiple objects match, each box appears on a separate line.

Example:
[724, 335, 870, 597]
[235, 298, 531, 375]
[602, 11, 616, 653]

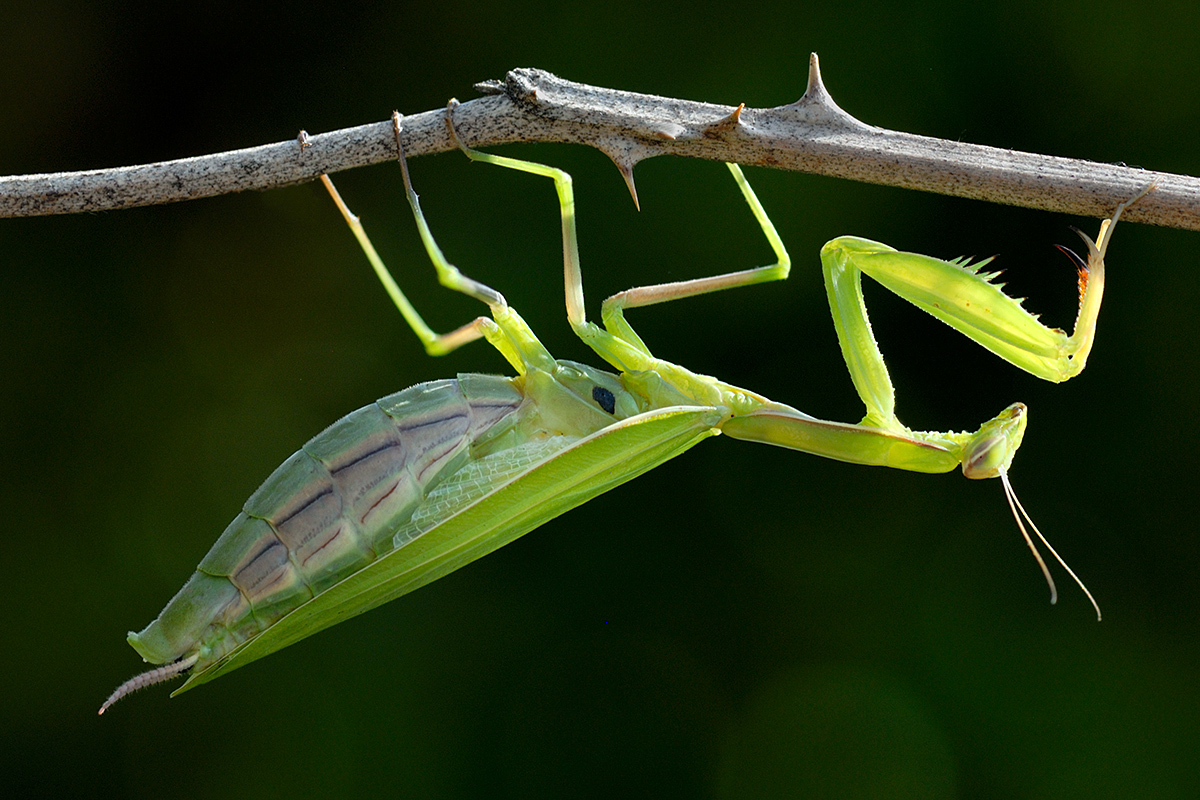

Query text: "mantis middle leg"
[441, 100, 791, 376]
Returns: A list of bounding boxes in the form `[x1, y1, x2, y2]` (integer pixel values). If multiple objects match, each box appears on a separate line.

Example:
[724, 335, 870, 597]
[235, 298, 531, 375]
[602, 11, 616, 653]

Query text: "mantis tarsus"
[100, 103, 1149, 713]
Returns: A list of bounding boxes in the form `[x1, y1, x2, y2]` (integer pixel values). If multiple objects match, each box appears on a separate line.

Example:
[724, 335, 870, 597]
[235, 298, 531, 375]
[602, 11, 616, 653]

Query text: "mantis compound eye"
[962, 434, 1008, 480]
[960, 434, 1008, 479]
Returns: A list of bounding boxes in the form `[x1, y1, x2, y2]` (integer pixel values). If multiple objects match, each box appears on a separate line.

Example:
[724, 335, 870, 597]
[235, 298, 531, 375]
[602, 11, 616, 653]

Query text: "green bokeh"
[2, 2, 1199, 797]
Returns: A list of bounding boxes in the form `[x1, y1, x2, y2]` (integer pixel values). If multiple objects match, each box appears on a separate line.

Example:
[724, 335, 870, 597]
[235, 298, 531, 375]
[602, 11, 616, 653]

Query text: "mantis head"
[961, 402, 1027, 480]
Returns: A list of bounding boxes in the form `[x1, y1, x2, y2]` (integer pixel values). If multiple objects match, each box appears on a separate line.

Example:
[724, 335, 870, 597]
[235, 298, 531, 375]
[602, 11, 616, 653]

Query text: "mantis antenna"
[1000, 468, 1102, 620]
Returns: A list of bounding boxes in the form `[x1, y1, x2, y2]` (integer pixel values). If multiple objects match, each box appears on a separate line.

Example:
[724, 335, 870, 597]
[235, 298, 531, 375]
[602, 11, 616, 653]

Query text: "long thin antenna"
[1000, 467, 1102, 621]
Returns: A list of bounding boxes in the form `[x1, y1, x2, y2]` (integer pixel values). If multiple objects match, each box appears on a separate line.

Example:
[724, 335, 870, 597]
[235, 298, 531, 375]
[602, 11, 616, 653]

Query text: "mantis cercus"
[100, 104, 1149, 713]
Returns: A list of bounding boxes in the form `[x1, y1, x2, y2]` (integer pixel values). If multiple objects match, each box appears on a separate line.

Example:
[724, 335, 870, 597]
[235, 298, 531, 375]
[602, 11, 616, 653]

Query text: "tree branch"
[3, 54, 1197, 229]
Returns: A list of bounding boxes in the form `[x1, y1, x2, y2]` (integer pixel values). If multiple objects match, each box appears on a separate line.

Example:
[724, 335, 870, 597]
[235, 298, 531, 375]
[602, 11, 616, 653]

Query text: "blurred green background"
[3, 1, 1199, 797]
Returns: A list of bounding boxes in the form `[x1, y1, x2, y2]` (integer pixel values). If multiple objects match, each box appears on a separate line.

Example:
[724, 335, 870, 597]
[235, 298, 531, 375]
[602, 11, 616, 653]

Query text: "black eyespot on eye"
[592, 386, 616, 414]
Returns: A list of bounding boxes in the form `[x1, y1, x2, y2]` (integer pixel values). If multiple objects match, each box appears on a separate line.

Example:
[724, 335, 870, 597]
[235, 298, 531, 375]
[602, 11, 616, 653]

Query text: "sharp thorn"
[613, 158, 641, 211]
[779, 51, 868, 130]
[801, 52, 827, 103]
[703, 103, 746, 137]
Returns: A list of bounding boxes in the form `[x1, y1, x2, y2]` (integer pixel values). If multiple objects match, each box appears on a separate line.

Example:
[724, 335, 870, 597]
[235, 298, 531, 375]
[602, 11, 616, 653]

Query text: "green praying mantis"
[100, 103, 1150, 713]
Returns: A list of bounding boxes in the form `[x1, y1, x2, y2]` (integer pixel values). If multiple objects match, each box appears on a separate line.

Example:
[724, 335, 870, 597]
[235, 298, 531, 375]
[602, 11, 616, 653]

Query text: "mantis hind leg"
[321, 113, 553, 375]
[594, 163, 791, 360]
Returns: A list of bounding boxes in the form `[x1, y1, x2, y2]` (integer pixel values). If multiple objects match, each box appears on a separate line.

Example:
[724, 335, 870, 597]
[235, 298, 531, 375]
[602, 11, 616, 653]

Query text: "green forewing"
[174, 405, 723, 694]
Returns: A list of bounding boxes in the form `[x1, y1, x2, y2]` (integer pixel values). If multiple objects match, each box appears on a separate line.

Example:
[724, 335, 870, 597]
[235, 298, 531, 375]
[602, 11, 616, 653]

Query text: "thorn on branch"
[613, 158, 640, 210]
[703, 103, 746, 138]
[0, 61, 1189, 228]
[798, 52, 831, 105]
[777, 51, 872, 130]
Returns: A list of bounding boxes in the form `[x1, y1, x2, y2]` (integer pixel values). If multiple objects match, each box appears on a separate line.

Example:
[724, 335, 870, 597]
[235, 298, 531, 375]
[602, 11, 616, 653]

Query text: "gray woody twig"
[2, 54, 1197, 229]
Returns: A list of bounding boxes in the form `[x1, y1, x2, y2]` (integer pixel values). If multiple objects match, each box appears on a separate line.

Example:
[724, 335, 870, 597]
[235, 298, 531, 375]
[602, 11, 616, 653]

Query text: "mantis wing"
[174, 405, 723, 694]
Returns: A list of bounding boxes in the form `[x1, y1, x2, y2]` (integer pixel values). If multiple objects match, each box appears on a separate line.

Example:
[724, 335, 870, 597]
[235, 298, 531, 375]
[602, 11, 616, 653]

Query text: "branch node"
[649, 122, 686, 140]
[473, 79, 506, 96]
[504, 70, 542, 108]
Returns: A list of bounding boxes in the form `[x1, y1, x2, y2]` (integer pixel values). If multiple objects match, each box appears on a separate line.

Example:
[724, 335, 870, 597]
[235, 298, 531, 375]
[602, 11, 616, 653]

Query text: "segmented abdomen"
[129, 374, 525, 667]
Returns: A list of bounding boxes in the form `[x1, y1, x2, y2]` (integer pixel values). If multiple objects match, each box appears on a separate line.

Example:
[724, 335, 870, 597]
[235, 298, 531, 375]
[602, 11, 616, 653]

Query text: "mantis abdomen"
[128, 374, 526, 671]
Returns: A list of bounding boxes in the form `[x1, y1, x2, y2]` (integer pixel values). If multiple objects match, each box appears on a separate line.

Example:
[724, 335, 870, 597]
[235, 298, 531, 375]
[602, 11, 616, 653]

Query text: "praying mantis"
[100, 103, 1149, 713]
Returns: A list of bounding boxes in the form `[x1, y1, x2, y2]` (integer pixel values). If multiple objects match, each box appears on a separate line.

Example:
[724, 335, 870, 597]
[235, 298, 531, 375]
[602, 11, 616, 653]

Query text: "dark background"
[3, 2, 1199, 797]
